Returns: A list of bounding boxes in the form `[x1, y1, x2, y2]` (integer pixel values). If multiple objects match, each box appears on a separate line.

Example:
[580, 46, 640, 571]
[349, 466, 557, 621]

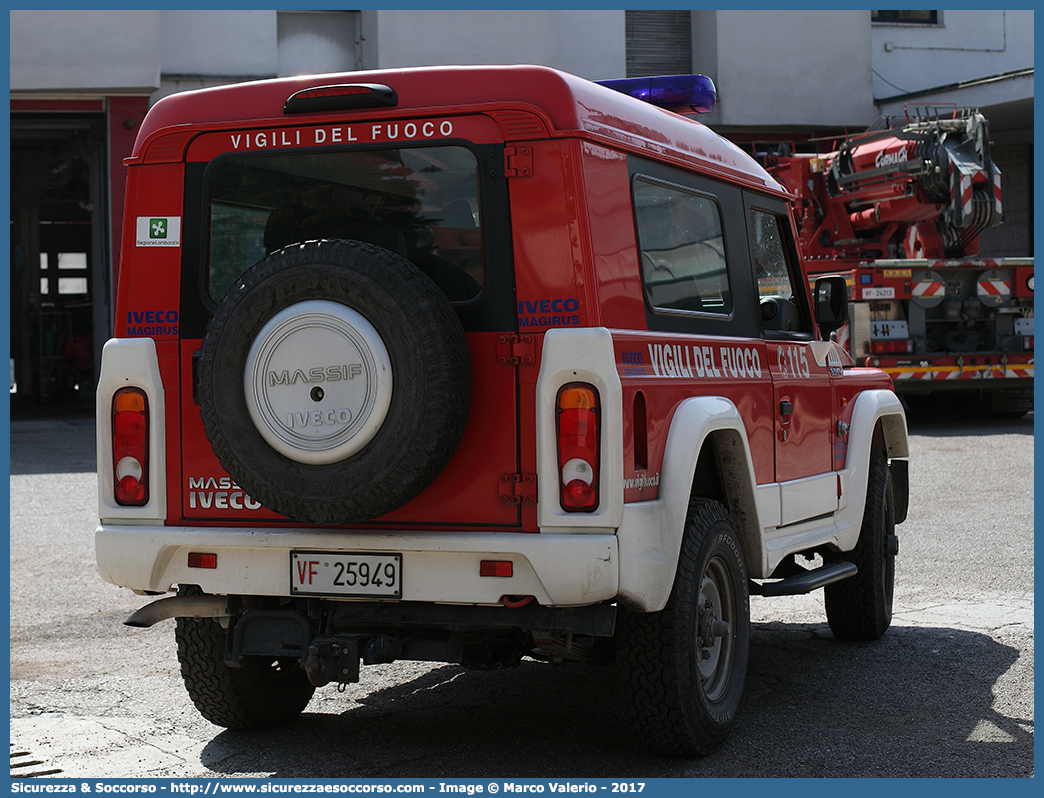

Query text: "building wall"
[693, 10, 877, 130]
[159, 10, 279, 78]
[10, 10, 162, 93]
[362, 10, 626, 81]
[8, 8, 1034, 406]
[871, 10, 1034, 98]
[278, 10, 361, 77]
[12, 9, 1032, 123]
[978, 144, 1033, 259]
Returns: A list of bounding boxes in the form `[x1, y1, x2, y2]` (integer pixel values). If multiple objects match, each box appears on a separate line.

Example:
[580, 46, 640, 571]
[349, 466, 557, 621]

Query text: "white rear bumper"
[96, 525, 618, 607]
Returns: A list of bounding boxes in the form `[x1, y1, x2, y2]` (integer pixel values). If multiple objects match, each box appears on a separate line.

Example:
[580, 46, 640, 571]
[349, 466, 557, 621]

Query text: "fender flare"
[616, 395, 770, 612]
[616, 389, 909, 611]
[835, 388, 909, 551]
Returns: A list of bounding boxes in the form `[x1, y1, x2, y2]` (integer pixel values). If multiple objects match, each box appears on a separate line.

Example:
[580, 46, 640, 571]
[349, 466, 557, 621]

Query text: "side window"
[751, 209, 809, 337]
[633, 177, 732, 316]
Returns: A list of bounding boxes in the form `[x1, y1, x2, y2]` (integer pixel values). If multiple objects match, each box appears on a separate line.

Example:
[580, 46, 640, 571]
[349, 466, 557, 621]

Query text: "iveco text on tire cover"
[197, 239, 472, 524]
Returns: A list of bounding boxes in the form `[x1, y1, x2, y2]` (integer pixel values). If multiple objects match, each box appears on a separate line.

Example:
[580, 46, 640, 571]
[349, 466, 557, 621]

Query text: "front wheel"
[616, 498, 750, 757]
[824, 448, 897, 641]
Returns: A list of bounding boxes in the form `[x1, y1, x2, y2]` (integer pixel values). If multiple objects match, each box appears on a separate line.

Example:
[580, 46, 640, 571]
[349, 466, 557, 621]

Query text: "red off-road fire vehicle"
[96, 65, 909, 756]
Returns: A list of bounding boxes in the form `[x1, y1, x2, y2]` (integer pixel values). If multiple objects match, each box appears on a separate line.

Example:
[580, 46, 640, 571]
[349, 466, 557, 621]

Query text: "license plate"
[862, 286, 895, 300]
[290, 551, 402, 598]
[870, 320, 910, 339]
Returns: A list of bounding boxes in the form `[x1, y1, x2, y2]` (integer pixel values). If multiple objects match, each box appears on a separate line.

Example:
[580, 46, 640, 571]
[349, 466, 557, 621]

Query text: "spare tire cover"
[197, 239, 472, 524]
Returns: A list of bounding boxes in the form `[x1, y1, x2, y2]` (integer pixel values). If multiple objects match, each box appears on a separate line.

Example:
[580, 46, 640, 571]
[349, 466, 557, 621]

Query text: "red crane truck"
[760, 107, 1033, 417]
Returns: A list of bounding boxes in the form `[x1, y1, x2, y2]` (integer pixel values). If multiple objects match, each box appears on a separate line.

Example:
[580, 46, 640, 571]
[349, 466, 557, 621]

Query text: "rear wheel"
[174, 589, 314, 730]
[824, 448, 896, 641]
[616, 498, 750, 757]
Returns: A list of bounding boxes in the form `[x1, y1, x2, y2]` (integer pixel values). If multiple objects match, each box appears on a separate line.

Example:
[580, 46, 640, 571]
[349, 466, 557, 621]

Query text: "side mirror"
[814, 275, 849, 338]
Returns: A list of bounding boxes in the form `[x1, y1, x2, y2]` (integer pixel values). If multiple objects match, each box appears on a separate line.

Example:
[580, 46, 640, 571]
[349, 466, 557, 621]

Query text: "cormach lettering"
[875, 146, 910, 169]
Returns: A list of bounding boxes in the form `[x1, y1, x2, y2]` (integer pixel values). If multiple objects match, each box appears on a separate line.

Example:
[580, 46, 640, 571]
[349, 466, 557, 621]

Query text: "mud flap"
[890, 459, 909, 525]
[228, 609, 313, 664]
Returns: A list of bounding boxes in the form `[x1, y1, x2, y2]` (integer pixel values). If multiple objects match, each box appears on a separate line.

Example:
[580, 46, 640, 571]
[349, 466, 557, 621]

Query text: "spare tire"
[197, 239, 471, 524]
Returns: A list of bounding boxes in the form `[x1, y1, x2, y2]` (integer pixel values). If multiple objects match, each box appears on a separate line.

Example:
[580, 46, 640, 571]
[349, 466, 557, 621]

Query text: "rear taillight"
[112, 388, 149, 506]
[557, 384, 599, 512]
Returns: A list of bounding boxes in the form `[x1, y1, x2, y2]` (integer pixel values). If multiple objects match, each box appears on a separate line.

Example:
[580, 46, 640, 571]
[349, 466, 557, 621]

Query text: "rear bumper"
[876, 356, 1034, 390]
[95, 525, 618, 607]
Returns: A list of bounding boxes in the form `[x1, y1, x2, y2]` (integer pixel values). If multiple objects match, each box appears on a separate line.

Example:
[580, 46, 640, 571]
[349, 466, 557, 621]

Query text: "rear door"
[176, 115, 522, 527]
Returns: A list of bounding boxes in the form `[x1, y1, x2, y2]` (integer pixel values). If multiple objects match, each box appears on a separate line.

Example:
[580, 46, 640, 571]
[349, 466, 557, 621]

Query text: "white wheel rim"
[244, 300, 393, 465]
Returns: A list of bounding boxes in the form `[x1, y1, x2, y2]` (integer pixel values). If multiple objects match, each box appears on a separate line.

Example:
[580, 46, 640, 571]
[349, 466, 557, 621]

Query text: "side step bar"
[750, 561, 858, 597]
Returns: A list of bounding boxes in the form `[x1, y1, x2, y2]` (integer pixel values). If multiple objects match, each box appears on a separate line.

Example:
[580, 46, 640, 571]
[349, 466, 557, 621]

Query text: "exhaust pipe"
[124, 594, 230, 628]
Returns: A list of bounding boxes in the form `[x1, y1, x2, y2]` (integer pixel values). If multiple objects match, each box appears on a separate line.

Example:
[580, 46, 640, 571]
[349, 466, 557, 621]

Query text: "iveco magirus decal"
[187, 476, 263, 511]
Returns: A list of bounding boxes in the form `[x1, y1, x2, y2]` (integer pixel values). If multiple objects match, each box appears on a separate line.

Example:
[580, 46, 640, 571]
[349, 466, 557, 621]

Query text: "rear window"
[207, 145, 484, 303]
[632, 177, 732, 316]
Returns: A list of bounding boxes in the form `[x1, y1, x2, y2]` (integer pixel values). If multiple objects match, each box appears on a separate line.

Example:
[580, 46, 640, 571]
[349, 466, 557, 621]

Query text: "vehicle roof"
[133, 64, 786, 195]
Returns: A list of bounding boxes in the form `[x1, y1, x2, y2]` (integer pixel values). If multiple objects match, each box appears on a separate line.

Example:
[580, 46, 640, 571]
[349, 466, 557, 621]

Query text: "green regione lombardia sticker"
[136, 216, 181, 247]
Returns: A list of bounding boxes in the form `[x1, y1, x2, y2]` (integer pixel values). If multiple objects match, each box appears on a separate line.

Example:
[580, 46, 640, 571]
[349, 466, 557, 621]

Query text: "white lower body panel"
[95, 525, 618, 608]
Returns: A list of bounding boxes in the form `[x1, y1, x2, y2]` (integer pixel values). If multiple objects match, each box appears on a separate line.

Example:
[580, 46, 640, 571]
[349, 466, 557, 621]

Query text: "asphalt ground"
[8, 409, 1034, 778]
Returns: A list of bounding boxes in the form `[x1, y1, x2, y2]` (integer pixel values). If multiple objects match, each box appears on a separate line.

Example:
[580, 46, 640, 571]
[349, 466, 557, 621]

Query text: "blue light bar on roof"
[596, 74, 716, 114]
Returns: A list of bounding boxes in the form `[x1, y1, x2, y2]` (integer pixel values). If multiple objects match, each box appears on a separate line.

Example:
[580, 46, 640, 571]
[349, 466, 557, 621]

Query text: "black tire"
[174, 594, 315, 730]
[198, 239, 471, 524]
[824, 448, 896, 641]
[616, 498, 750, 757]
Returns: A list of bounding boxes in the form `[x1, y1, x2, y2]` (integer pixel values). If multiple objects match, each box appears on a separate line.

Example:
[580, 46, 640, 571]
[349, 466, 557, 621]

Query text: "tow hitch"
[303, 634, 403, 687]
[304, 637, 360, 687]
